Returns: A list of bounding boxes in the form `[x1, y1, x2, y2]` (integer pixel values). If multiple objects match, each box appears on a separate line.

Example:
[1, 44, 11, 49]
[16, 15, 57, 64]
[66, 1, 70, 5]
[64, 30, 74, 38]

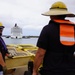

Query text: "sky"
[0, 0, 75, 36]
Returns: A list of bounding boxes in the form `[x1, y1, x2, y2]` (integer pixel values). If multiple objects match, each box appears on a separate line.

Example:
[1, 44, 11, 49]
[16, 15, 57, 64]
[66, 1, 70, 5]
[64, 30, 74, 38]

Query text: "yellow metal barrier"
[6, 44, 38, 69]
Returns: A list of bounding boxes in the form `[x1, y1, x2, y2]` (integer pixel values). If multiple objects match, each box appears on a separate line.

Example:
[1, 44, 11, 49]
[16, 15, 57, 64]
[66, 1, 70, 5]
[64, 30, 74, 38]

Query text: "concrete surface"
[6, 66, 41, 75]
[6, 66, 28, 75]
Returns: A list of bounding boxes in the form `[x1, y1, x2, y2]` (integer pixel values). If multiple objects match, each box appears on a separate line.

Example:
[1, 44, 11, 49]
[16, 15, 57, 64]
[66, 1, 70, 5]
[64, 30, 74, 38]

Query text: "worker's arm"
[32, 48, 46, 75]
[0, 52, 6, 67]
[0, 52, 7, 74]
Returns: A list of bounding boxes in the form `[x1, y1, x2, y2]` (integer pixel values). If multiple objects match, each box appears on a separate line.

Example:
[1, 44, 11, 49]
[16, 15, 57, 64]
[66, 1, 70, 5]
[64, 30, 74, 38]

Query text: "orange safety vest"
[54, 19, 75, 46]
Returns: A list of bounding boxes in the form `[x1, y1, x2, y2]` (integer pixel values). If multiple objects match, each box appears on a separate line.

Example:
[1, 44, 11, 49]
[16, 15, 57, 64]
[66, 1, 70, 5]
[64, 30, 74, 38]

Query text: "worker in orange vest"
[32, 1, 75, 75]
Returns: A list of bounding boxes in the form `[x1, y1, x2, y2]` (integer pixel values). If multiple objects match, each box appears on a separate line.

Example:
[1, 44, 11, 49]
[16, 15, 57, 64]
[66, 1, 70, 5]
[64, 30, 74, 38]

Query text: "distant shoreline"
[2, 35, 39, 38]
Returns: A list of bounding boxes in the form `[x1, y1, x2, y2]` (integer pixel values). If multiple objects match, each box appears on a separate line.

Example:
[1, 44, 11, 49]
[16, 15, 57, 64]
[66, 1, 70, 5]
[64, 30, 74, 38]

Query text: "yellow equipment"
[6, 44, 38, 69]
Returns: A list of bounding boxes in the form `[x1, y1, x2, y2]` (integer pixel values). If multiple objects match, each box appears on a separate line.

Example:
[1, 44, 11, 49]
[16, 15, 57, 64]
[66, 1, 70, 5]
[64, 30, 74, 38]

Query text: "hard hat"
[0, 22, 4, 28]
[42, 1, 75, 17]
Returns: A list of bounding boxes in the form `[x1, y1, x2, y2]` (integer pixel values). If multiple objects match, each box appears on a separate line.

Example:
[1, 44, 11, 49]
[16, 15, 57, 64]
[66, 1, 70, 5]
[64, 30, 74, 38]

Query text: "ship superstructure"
[11, 23, 22, 39]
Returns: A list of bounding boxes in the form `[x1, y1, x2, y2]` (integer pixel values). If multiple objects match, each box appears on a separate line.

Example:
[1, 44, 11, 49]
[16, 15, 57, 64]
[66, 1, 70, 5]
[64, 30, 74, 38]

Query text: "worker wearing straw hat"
[32, 1, 75, 75]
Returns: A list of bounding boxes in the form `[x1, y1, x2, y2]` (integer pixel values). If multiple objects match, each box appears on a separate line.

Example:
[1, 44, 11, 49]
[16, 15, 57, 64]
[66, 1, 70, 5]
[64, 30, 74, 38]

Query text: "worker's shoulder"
[43, 20, 58, 29]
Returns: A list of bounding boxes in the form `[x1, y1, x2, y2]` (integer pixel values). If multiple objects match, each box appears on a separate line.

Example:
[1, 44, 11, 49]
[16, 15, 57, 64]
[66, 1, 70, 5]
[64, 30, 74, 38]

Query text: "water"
[3, 37, 38, 45]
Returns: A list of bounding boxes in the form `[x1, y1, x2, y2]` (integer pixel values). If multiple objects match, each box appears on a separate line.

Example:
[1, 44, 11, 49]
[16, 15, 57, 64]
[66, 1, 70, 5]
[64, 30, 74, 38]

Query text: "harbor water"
[3, 37, 38, 45]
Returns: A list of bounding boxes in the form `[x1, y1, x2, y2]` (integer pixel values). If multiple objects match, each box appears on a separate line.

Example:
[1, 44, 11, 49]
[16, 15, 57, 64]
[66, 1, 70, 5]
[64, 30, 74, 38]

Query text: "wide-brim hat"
[42, 1, 75, 17]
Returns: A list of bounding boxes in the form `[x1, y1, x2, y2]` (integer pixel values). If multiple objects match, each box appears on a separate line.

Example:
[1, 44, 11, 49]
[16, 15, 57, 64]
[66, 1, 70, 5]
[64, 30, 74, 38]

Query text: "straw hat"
[42, 1, 75, 17]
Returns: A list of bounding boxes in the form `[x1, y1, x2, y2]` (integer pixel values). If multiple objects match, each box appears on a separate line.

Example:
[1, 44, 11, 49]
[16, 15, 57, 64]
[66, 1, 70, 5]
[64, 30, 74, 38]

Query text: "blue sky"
[0, 0, 75, 36]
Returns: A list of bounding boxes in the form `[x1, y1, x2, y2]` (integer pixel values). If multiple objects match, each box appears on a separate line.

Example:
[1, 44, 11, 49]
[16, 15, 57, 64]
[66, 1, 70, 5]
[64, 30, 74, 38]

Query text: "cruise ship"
[11, 23, 22, 39]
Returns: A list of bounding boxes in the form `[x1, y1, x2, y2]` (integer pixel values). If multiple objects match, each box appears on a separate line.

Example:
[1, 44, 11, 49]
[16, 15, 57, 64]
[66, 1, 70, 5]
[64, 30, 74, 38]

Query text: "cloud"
[0, 0, 75, 35]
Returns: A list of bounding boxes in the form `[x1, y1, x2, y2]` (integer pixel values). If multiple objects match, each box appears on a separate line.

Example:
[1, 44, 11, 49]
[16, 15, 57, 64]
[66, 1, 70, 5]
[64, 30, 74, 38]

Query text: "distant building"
[11, 23, 22, 39]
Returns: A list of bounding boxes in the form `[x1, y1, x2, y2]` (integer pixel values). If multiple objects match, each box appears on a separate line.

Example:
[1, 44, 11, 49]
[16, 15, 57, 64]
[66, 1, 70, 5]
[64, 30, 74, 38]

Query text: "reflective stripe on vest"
[54, 20, 75, 46]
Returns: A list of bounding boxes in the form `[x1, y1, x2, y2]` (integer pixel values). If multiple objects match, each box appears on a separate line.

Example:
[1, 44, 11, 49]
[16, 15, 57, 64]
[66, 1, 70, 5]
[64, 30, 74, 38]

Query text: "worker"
[32, 1, 75, 75]
[0, 22, 13, 75]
